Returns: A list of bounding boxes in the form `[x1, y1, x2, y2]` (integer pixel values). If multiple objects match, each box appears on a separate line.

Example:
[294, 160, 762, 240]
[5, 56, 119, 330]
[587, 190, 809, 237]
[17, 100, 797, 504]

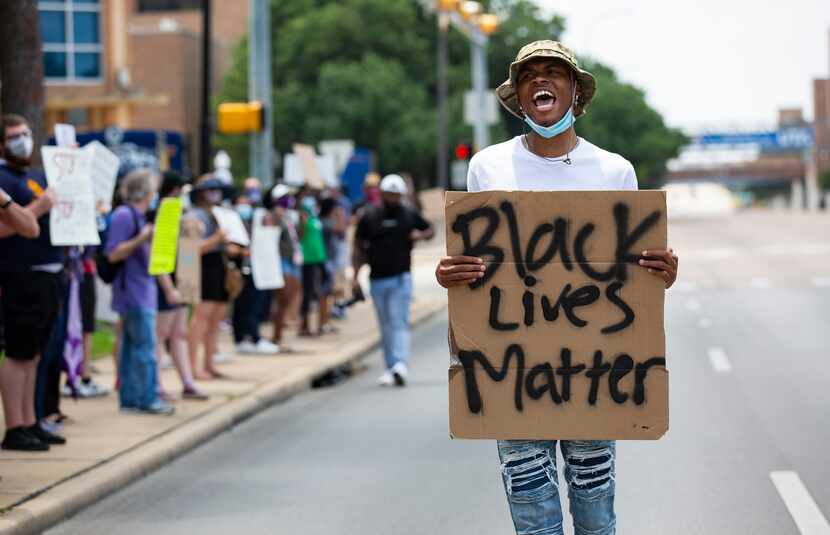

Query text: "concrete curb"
[0, 299, 445, 535]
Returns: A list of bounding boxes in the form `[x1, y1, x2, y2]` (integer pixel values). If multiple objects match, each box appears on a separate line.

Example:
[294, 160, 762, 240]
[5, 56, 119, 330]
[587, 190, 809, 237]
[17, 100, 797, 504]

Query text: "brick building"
[39, 0, 249, 170]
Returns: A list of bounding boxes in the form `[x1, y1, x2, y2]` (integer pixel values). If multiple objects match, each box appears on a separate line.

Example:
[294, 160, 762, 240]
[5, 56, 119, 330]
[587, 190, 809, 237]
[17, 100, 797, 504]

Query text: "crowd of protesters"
[0, 112, 433, 452]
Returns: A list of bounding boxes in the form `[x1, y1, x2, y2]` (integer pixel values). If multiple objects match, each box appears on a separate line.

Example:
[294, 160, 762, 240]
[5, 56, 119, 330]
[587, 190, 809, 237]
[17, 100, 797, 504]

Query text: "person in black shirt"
[352, 174, 433, 387]
[0, 114, 65, 451]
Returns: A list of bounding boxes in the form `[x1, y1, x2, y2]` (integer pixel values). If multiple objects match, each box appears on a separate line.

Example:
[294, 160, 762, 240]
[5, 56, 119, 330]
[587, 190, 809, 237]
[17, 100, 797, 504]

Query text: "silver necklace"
[523, 134, 580, 165]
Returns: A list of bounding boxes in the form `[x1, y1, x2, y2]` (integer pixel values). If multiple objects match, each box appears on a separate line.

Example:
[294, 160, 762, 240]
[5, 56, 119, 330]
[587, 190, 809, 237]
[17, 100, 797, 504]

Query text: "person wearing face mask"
[298, 191, 329, 337]
[186, 174, 235, 380]
[0, 114, 67, 451]
[152, 171, 208, 401]
[230, 179, 279, 355]
[264, 184, 302, 348]
[353, 174, 434, 387]
[435, 41, 679, 535]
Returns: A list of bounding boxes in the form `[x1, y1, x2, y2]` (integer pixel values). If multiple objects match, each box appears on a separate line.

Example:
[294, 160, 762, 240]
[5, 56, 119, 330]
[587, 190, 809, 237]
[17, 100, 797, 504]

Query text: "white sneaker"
[236, 341, 258, 354]
[377, 370, 395, 387]
[77, 379, 110, 398]
[391, 362, 408, 387]
[213, 352, 233, 363]
[254, 339, 280, 355]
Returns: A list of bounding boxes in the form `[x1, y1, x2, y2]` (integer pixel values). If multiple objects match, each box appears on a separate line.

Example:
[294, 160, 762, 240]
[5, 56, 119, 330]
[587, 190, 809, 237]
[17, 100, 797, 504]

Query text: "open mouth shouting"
[532, 89, 556, 113]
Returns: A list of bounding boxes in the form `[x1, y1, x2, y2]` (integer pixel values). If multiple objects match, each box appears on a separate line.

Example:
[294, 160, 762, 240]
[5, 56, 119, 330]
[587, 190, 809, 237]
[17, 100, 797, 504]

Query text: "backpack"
[96, 206, 140, 284]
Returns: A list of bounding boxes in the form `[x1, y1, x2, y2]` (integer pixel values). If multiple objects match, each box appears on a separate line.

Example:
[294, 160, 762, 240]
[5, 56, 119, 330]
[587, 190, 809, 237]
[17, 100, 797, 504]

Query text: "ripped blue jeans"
[498, 440, 616, 535]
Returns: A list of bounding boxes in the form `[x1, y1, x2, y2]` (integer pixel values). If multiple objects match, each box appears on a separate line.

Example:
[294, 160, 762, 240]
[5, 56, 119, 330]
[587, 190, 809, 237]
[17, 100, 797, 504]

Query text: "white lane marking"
[812, 277, 830, 288]
[707, 347, 732, 373]
[770, 471, 830, 535]
[698, 317, 712, 329]
[749, 277, 772, 289]
[685, 298, 701, 312]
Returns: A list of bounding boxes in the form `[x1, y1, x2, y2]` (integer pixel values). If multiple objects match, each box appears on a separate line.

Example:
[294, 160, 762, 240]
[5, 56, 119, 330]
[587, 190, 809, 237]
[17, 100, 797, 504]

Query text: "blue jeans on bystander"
[369, 272, 412, 370]
[497, 439, 616, 535]
[119, 307, 160, 410]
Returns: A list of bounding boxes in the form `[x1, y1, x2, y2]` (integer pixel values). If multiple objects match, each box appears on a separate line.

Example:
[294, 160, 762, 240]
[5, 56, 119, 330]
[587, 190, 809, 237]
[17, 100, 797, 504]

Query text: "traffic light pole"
[249, 0, 273, 186]
[436, 13, 450, 190]
[471, 31, 489, 151]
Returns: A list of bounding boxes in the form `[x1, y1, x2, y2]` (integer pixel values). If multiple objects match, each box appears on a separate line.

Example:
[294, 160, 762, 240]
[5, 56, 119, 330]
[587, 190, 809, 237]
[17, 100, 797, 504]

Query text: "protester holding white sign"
[0, 113, 66, 451]
[41, 146, 100, 246]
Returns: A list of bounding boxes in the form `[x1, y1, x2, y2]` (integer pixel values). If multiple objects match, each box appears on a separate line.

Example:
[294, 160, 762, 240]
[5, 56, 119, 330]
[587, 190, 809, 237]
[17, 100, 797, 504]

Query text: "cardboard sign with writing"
[445, 191, 668, 440]
[176, 234, 201, 304]
[41, 146, 100, 246]
[292, 143, 325, 190]
[149, 197, 183, 275]
[212, 206, 250, 246]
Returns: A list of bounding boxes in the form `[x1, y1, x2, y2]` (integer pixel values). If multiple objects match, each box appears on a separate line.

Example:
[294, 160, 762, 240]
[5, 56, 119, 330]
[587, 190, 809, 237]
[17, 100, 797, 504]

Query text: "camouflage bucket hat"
[496, 40, 596, 119]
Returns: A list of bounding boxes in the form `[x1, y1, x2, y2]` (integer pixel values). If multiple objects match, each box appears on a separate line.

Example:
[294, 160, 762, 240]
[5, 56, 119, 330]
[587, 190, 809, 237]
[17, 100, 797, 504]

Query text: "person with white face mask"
[0, 114, 66, 451]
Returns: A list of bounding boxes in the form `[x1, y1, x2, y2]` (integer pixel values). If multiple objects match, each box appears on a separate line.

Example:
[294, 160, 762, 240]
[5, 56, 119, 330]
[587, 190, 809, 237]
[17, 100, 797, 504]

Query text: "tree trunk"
[0, 0, 45, 166]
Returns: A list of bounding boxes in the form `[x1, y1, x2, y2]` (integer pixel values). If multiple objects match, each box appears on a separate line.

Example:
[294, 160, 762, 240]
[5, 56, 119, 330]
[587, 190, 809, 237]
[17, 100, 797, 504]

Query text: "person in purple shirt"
[105, 169, 174, 415]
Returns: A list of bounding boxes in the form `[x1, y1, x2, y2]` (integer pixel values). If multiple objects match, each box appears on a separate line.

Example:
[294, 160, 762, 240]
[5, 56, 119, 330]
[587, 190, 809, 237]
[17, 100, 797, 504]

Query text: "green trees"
[215, 0, 684, 189]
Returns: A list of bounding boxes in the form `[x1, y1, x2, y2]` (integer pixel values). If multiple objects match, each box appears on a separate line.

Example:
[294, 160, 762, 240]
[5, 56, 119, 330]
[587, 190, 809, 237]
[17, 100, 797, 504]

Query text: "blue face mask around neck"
[524, 107, 575, 139]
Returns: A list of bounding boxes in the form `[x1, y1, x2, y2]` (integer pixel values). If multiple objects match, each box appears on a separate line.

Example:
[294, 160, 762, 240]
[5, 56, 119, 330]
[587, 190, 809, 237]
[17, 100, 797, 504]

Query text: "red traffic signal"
[454, 143, 472, 160]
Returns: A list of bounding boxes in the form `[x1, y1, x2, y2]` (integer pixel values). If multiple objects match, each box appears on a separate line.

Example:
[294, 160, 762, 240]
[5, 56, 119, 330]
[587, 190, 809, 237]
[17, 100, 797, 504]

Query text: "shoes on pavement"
[254, 339, 280, 354]
[63, 377, 111, 398]
[136, 401, 176, 416]
[391, 362, 408, 387]
[1, 427, 49, 451]
[377, 370, 395, 387]
[39, 417, 64, 436]
[28, 423, 66, 445]
[213, 352, 233, 364]
[235, 340, 258, 354]
[182, 386, 210, 400]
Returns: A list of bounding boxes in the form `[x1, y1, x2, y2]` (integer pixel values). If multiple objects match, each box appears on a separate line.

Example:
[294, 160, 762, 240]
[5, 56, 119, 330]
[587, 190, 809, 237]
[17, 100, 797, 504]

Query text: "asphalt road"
[49, 211, 830, 535]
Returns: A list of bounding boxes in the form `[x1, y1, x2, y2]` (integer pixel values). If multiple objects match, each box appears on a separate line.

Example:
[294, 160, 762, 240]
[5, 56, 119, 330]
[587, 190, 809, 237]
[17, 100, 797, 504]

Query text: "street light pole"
[436, 12, 450, 190]
[199, 0, 213, 175]
[249, 0, 273, 186]
[470, 30, 489, 151]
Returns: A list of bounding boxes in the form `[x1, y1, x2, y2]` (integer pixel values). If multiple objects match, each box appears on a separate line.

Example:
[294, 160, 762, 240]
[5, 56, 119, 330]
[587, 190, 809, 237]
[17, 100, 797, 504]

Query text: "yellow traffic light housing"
[437, 0, 459, 10]
[478, 13, 499, 35]
[217, 101, 264, 134]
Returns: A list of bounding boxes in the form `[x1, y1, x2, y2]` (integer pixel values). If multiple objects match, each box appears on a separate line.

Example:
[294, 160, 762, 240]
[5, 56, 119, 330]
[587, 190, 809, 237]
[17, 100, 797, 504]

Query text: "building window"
[138, 0, 202, 11]
[39, 0, 102, 83]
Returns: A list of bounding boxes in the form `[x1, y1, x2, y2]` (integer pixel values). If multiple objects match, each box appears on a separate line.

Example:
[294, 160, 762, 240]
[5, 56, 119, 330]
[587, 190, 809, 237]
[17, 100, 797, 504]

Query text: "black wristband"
[0, 197, 12, 209]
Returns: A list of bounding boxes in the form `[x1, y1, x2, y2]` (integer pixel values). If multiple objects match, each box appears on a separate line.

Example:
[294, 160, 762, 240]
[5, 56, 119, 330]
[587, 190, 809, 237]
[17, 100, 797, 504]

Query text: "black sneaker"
[28, 424, 66, 445]
[1, 427, 49, 451]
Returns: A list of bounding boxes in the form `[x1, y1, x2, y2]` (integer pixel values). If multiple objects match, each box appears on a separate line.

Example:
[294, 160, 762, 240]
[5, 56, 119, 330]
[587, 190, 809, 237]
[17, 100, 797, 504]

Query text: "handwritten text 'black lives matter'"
[451, 200, 666, 413]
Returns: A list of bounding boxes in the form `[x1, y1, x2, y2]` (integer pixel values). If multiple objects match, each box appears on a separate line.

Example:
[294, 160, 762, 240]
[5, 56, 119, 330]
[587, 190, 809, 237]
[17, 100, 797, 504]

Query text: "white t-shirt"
[467, 135, 638, 192]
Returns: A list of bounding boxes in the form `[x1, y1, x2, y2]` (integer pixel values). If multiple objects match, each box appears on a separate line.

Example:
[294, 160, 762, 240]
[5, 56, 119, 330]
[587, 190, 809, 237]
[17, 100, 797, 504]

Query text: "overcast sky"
[535, 0, 830, 132]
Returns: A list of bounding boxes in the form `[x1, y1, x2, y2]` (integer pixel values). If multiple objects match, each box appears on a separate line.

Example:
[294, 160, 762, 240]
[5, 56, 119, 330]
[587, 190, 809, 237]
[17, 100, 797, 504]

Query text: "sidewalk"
[0, 291, 446, 535]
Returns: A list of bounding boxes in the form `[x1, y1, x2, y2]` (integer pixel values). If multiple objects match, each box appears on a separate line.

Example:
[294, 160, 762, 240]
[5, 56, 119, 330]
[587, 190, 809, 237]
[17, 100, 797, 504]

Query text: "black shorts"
[201, 251, 229, 303]
[0, 270, 61, 361]
[81, 272, 96, 333]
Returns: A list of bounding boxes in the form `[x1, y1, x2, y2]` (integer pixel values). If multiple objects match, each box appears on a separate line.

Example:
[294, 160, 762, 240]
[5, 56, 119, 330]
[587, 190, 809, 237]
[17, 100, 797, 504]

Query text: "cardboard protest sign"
[212, 206, 250, 246]
[445, 191, 668, 440]
[149, 197, 183, 275]
[292, 143, 325, 189]
[250, 208, 284, 290]
[41, 146, 100, 246]
[83, 140, 119, 208]
[176, 216, 202, 304]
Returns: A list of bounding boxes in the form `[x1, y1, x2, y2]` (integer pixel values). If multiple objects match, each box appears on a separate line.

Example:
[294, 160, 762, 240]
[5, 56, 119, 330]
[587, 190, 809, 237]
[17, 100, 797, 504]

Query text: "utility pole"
[199, 0, 213, 175]
[470, 29, 489, 151]
[436, 12, 450, 190]
[249, 0, 273, 186]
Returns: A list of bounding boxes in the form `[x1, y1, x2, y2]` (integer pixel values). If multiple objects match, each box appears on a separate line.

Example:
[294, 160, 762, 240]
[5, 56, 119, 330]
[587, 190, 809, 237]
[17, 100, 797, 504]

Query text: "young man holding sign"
[436, 42, 678, 535]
